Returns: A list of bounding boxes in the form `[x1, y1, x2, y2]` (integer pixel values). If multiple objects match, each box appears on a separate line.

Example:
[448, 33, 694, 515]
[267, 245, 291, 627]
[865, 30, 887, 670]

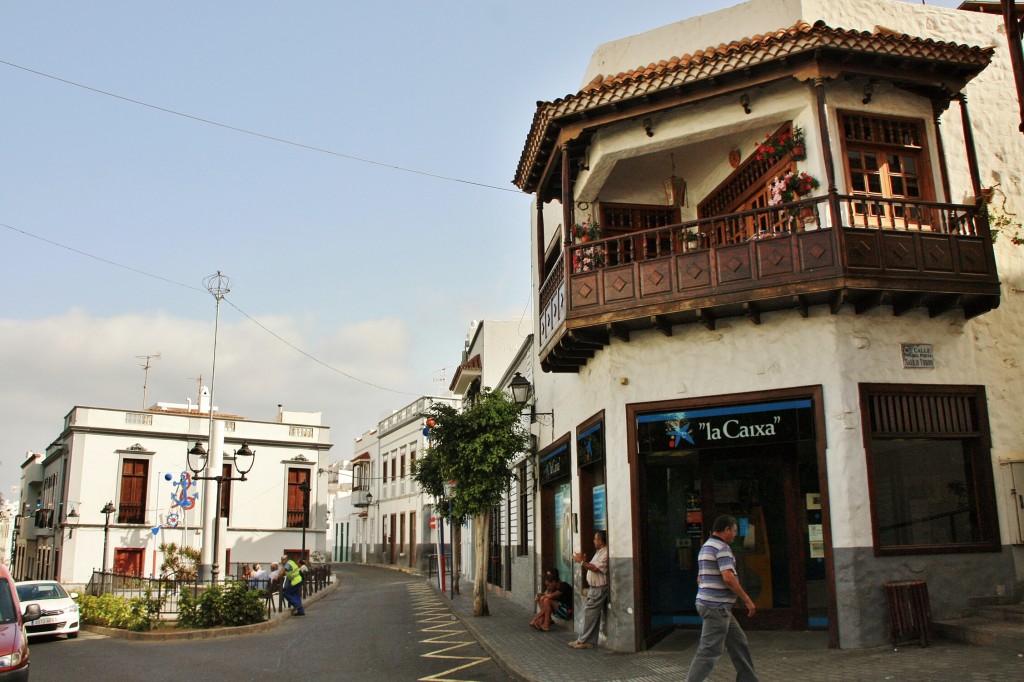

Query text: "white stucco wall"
[48, 405, 331, 585]
[528, 1, 1024, 647]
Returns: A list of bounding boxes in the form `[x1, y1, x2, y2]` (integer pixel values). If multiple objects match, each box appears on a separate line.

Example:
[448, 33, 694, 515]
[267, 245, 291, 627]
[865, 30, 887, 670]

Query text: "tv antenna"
[137, 353, 162, 409]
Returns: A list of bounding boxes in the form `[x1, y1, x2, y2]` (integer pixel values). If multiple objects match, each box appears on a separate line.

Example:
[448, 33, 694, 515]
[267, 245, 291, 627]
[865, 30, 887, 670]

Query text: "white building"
[349, 397, 461, 576]
[15, 393, 331, 586]
[515, 0, 1023, 650]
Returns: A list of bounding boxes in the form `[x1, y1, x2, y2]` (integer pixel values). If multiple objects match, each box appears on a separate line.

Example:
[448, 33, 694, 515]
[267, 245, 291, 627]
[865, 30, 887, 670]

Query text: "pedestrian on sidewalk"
[280, 554, 305, 616]
[685, 515, 759, 682]
[569, 530, 608, 649]
[531, 568, 572, 632]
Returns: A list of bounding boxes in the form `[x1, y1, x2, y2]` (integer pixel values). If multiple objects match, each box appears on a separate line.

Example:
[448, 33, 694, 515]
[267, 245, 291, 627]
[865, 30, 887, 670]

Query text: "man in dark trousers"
[569, 530, 608, 649]
[280, 554, 305, 616]
[685, 515, 759, 682]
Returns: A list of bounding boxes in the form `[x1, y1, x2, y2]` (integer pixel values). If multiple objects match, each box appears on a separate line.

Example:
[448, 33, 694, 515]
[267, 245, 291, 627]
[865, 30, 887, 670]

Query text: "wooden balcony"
[538, 195, 1000, 372]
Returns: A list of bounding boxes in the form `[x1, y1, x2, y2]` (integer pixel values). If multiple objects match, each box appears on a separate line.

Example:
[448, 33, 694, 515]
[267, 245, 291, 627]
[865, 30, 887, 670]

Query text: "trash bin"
[883, 580, 931, 647]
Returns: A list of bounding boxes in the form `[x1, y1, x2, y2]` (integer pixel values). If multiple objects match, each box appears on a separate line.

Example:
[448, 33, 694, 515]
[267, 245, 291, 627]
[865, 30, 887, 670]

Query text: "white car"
[15, 581, 79, 639]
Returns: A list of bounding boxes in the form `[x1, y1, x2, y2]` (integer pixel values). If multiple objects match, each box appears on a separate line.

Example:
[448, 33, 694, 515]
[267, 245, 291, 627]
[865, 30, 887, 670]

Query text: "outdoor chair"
[263, 581, 281, 619]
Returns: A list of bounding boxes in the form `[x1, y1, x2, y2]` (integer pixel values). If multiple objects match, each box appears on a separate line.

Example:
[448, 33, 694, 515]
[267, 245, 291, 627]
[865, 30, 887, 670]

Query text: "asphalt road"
[29, 564, 511, 682]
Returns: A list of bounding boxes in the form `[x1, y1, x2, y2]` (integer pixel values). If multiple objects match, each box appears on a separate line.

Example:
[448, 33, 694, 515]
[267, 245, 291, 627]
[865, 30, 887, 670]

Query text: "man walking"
[685, 515, 759, 681]
[569, 530, 608, 649]
[280, 554, 305, 616]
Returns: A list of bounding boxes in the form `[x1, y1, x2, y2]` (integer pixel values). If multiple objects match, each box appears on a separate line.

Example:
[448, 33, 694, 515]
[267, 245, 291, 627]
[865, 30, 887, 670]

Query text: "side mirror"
[22, 603, 42, 623]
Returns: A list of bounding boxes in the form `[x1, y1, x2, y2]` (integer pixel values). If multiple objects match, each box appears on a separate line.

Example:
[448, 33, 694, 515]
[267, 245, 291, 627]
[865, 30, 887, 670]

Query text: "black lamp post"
[299, 481, 311, 558]
[186, 440, 256, 582]
[101, 501, 116, 588]
[509, 372, 554, 423]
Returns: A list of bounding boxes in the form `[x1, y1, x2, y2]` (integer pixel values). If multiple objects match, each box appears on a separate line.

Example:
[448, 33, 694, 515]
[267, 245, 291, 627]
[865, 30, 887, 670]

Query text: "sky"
[0, 0, 963, 496]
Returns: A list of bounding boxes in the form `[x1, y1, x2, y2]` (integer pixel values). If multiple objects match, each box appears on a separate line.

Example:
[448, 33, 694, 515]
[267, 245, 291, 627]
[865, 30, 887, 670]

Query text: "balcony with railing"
[538, 193, 999, 372]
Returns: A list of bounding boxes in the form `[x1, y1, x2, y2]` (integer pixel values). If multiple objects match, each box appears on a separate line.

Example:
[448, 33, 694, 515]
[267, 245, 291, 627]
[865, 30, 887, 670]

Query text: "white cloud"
[0, 310, 434, 494]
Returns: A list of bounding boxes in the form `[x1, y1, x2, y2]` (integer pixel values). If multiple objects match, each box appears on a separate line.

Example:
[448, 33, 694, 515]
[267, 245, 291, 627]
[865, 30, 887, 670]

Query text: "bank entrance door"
[636, 396, 824, 646]
[705, 446, 805, 629]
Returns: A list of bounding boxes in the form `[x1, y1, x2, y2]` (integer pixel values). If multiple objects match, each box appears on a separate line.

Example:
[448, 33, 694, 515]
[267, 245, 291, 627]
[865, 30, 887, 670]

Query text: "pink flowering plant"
[768, 171, 819, 205]
[572, 245, 605, 273]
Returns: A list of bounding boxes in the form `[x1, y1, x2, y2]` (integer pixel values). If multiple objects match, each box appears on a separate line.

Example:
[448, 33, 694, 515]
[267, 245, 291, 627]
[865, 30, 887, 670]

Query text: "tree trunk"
[473, 508, 490, 616]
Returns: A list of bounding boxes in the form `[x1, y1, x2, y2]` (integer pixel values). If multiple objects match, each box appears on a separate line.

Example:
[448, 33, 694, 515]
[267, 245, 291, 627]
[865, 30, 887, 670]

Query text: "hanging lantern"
[663, 153, 688, 207]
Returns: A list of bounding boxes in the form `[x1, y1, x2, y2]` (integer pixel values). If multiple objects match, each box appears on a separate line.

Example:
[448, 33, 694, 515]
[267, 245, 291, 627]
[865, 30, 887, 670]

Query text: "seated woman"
[529, 569, 572, 632]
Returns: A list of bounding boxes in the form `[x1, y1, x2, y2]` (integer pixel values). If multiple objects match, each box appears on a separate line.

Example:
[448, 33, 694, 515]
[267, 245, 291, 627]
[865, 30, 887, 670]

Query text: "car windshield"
[16, 582, 68, 601]
[0, 580, 17, 624]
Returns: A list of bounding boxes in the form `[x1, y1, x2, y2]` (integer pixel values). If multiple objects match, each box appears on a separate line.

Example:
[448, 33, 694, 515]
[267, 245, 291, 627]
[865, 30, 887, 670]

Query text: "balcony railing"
[538, 194, 998, 371]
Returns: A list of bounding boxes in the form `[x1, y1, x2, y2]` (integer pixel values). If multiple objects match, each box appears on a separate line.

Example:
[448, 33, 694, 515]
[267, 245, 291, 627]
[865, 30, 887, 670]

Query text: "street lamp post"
[187, 441, 256, 583]
[442, 480, 456, 599]
[298, 481, 311, 558]
[101, 501, 116, 592]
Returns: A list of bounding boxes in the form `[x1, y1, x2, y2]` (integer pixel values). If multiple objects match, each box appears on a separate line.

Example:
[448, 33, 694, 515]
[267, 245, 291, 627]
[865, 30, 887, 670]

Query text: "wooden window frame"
[117, 458, 149, 525]
[286, 467, 311, 529]
[598, 202, 682, 265]
[859, 383, 1000, 556]
[838, 112, 936, 229]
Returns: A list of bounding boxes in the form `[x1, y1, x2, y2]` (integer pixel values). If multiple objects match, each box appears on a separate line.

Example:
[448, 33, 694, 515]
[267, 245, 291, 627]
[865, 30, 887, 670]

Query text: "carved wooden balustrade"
[537, 194, 999, 371]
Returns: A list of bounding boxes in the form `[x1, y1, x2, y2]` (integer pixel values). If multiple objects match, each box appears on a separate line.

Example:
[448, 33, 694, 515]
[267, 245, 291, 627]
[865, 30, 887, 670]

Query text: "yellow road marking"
[408, 584, 492, 682]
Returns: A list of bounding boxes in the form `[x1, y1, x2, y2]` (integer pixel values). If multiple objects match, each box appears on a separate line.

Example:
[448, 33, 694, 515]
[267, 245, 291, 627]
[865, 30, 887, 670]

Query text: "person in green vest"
[280, 554, 305, 616]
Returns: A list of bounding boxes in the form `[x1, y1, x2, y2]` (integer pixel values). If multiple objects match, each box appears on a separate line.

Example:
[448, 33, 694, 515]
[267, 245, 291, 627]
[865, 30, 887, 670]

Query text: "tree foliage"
[412, 388, 530, 615]
[413, 389, 529, 522]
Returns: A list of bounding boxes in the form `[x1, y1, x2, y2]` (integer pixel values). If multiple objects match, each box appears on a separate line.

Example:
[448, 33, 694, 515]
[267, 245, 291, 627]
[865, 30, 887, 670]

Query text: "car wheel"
[67, 632, 78, 639]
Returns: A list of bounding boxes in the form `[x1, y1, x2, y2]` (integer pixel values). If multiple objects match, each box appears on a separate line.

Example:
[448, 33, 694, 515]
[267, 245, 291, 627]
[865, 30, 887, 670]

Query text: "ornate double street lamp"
[187, 441, 256, 582]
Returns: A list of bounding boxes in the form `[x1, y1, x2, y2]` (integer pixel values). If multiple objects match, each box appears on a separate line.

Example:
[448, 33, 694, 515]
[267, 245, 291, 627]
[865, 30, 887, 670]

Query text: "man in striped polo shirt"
[685, 515, 760, 682]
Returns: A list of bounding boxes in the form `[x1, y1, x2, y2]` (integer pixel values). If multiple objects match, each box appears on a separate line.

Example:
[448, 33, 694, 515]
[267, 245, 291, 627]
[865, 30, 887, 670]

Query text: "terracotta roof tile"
[449, 353, 482, 392]
[514, 20, 993, 192]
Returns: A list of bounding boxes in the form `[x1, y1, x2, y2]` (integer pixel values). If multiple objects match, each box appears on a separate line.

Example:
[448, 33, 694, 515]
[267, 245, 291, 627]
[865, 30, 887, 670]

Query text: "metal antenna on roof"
[136, 352, 162, 409]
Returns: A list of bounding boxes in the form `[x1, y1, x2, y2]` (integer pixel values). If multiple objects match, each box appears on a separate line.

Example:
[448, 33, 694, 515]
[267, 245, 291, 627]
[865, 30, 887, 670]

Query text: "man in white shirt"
[569, 530, 609, 649]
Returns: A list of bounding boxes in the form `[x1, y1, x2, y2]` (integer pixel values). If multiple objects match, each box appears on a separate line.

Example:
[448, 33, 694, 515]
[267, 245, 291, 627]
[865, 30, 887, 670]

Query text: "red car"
[0, 564, 42, 681]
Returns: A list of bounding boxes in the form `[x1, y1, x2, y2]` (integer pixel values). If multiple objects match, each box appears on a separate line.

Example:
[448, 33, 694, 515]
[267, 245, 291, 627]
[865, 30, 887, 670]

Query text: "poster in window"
[593, 484, 606, 531]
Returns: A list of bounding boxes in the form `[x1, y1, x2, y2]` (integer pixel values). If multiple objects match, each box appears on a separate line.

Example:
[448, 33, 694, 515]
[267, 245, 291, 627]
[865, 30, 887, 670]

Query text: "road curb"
[82, 579, 341, 641]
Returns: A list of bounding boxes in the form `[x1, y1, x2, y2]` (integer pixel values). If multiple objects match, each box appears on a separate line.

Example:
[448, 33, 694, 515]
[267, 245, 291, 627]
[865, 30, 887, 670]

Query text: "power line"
[0, 59, 522, 194]
[0, 220, 204, 293]
[0, 219, 426, 398]
[224, 297, 419, 397]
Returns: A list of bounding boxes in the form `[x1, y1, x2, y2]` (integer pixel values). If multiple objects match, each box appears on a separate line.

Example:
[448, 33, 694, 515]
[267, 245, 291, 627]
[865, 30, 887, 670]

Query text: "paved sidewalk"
[441, 581, 1023, 681]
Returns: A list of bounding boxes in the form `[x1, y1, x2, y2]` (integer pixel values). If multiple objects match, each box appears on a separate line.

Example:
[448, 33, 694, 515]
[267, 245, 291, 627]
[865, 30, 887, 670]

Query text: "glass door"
[705, 448, 806, 629]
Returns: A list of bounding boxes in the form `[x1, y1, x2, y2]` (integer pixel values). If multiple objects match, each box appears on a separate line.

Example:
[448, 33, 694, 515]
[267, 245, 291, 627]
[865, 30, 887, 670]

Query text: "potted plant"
[754, 125, 806, 165]
[679, 228, 700, 250]
[573, 217, 601, 243]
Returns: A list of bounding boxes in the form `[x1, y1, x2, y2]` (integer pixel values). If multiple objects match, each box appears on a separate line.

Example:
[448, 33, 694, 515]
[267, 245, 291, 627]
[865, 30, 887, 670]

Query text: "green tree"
[412, 389, 530, 616]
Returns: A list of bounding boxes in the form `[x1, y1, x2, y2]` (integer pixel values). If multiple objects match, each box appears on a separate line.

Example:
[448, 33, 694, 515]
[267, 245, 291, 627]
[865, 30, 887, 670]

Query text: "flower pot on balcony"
[581, 234, 591, 243]
[791, 144, 806, 160]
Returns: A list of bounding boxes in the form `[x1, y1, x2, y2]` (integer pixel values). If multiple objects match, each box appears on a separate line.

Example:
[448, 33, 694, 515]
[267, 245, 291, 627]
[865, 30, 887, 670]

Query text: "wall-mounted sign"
[540, 444, 570, 485]
[637, 399, 814, 452]
[593, 484, 607, 531]
[901, 343, 934, 369]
